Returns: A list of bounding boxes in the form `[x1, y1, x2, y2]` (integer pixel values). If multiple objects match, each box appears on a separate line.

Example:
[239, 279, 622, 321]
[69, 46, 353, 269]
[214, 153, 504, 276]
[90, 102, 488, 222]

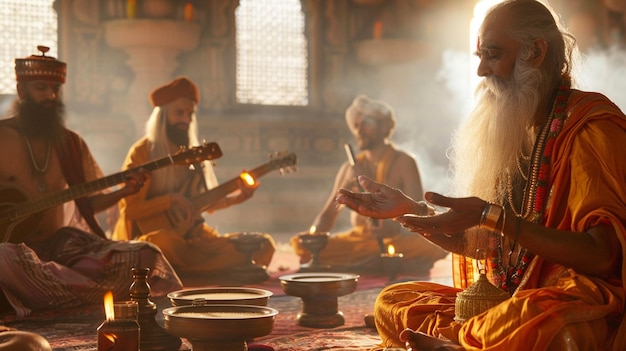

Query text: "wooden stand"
[130, 267, 182, 351]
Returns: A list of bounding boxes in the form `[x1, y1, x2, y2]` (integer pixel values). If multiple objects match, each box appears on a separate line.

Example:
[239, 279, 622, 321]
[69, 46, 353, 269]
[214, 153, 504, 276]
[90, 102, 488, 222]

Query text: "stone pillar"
[103, 19, 200, 137]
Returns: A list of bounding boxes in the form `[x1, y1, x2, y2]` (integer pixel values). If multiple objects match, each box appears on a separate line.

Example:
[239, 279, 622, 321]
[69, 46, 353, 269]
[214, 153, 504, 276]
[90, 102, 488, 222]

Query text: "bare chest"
[0, 131, 66, 198]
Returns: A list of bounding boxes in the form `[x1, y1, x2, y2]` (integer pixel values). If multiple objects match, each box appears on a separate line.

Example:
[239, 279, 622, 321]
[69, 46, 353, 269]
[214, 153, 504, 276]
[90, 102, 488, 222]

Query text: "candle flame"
[240, 172, 255, 187]
[104, 332, 117, 345]
[387, 244, 395, 255]
[104, 291, 115, 321]
[309, 225, 316, 234]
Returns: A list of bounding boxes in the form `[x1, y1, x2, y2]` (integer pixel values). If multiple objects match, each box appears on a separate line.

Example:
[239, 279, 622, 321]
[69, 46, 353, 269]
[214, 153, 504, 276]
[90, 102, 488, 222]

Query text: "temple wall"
[53, 0, 624, 235]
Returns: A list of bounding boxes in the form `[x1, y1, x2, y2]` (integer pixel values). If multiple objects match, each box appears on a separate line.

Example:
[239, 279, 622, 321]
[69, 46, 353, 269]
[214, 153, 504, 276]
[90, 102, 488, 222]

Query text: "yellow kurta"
[112, 138, 275, 276]
[291, 145, 446, 272]
[374, 90, 626, 350]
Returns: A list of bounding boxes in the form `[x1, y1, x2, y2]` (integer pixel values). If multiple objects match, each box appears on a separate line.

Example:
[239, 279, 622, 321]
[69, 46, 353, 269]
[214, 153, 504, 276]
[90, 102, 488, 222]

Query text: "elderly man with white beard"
[336, 1, 626, 350]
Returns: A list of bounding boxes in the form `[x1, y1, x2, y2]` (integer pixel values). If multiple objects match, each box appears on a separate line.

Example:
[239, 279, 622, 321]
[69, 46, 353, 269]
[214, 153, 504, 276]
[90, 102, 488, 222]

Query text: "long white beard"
[450, 62, 546, 203]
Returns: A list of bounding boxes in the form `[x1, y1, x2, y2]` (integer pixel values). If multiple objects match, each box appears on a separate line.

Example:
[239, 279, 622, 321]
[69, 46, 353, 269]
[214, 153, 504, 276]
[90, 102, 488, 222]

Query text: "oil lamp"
[298, 226, 331, 272]
[97, 291, 139, 351]
[380, 244, 403, 283]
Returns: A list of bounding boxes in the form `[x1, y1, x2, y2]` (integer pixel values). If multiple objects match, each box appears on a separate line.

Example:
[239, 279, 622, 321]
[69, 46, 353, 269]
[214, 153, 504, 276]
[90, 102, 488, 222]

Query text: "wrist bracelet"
[479, 203, 503, 232]
[479, 204, 490, 227]
[498, 209, 506, 237]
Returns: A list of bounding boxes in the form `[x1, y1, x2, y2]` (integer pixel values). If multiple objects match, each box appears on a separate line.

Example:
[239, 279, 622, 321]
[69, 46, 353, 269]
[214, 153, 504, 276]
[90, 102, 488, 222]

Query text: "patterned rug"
[0, 244, 453, 350]
[258, 287, 383, 351]
[1, 286, 384, 351]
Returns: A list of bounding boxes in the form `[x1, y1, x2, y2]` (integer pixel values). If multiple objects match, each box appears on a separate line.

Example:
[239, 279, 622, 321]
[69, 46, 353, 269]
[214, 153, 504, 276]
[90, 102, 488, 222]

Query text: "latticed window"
[0, 0, 57, 95]
[235, 0, 308, 106]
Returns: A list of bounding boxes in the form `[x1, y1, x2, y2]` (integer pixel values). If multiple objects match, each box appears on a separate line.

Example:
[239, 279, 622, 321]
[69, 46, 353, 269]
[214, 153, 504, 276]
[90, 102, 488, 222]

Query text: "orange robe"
[374, 90, 626, 350]
[113, 138, 275, 276]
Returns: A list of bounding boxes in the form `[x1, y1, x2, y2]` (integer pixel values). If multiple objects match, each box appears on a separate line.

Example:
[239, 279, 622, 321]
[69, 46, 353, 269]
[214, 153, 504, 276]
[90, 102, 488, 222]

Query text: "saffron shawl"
[374, 90, 626, 350]
[460, 90, 626, 350]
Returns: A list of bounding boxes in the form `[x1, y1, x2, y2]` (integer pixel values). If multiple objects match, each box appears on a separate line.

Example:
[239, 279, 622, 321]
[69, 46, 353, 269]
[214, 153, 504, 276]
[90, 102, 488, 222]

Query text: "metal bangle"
[498, 209, 506, 237]
[479, 203, 490, 227]
[479, 203, 503, 232]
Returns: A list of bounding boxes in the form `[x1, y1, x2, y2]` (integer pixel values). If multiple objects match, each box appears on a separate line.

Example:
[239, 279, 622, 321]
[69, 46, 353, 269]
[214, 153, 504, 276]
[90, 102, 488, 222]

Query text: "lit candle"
[309, 225, 316, 235]
[240, 171, 256, 187]
[380, 244, 403, 282]
[387, 244, 402, 257]
[373, 21, 384, 40]
[184, 2, 194, 22]
[97, 292, 140, 351]
[126, 0, 136, 19]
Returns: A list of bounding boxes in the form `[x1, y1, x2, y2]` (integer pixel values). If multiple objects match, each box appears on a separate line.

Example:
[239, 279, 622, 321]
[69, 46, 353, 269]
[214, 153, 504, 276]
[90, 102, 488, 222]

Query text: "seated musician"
[0, 46, 182, 317]
[113, 77, 275, 277]
[291, 95, 447, 275]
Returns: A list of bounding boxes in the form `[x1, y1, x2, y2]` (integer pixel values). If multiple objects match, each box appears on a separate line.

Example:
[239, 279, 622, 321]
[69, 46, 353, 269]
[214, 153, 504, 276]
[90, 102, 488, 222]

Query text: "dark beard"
[17, 97, 66, 140]
[166, 122, 189, 147]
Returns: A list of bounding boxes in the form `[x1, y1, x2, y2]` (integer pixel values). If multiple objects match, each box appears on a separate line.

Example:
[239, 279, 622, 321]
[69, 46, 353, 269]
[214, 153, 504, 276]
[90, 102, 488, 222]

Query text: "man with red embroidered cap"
[0, 46, 183, 318]
[113, 76, 275, 278]
[336, 1, 626, 350]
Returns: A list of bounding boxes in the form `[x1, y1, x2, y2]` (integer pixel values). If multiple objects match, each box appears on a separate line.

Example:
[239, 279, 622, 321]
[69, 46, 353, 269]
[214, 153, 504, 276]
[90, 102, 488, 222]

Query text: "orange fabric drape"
[375, 90, 626, 351]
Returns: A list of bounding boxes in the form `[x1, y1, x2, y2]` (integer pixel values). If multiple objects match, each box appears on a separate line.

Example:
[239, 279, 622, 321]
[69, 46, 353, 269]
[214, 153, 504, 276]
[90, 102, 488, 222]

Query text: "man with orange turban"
[113, 77, 275, 279]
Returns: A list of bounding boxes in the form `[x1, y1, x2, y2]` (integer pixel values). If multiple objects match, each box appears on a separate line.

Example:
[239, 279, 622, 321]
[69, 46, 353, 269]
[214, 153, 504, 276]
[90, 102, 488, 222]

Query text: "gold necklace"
[23, 136, 51, 192]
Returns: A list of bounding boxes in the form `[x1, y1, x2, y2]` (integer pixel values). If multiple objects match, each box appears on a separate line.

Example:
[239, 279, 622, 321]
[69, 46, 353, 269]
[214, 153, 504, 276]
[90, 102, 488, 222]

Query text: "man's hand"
[120, 168, 149, 196]
[170, 193, 195, 230]
[396, 192, 485, 236]
[227, 178, 259, 206]
[335, 175, 415, 219]
[399, 328, 464, 351]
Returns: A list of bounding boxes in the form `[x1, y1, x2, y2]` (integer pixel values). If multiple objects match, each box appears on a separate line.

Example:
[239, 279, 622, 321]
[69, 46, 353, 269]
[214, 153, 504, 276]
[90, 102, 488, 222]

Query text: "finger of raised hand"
[415, 200, 435, 216]
[424, 192, 453, 208]
[357, 175, 382, 192]
[335, 189, 361, 209]
[396, 214, 435, 234]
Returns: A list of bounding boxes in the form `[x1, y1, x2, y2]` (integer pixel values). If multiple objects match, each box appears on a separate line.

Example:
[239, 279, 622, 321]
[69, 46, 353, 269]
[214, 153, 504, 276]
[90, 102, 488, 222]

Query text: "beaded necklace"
[23, 135, 52, 192]
[490, 76, 571, 294]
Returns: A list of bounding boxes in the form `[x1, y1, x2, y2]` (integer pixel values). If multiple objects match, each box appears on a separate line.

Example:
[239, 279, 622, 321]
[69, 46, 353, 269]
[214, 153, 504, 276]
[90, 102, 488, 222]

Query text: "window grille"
[0, 0, 57, 95]
[235, 0, 308, 106]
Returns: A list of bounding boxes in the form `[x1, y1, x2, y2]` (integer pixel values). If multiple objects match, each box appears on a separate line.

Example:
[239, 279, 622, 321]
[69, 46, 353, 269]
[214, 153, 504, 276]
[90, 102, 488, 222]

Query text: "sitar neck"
[2, 155, 177, 223]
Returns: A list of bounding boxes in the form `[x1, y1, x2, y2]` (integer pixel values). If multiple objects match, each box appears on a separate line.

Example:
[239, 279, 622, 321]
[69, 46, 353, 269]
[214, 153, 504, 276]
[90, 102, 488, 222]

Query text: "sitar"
[0, 142, 223, 243]
[136, 152, 298, 236]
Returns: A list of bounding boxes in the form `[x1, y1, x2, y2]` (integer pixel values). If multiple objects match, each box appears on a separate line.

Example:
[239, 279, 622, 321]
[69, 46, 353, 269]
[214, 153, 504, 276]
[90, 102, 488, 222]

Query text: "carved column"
[320, 0, 352, 113]
[194, 0, 239, 112]
[103, 19, 200, 137]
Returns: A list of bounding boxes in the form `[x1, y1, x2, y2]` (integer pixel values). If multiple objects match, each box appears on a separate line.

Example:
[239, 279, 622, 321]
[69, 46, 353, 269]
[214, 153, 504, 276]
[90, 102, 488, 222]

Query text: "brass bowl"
[279, 272, 359, 328]
[298, 233, 330, 253]
[163, 304, 278, 350]
[280, 272, 359, 298]
[167, 287, 272, 307]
